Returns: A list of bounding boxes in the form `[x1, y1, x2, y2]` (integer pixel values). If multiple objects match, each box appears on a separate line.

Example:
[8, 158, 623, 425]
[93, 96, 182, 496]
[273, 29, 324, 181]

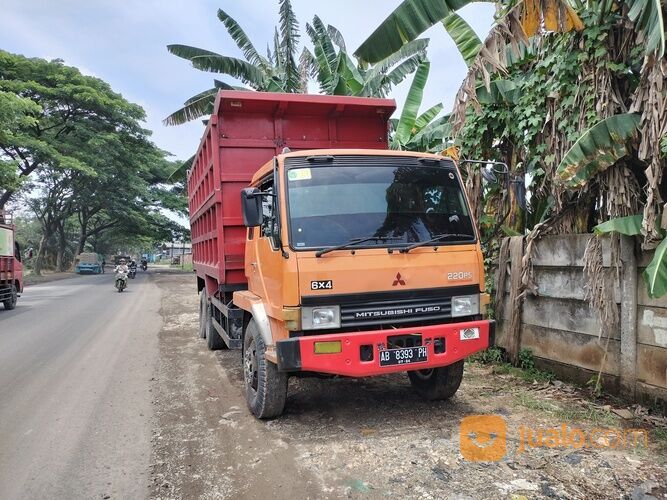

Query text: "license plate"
[379, 346, 428, 367]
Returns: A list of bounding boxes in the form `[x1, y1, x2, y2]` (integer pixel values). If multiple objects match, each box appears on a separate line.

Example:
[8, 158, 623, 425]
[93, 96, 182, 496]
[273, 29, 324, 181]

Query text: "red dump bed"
[187, 91, 396, 289]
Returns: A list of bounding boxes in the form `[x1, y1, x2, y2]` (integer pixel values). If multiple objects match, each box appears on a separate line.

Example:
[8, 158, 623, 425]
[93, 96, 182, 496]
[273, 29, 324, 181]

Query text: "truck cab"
[0, 211, 23, 310]
[233, 150, 493, 417]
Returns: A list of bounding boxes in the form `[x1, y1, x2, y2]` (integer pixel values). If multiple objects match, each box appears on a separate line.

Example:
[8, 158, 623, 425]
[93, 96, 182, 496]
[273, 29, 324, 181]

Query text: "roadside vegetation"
[0, 51, 188, 274]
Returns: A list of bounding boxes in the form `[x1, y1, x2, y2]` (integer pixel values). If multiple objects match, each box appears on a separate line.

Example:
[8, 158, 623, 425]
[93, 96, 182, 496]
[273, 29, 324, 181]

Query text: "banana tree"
[165, 0, 304, 125]
[390, 61, 449, 151]
[354, 0, 584, 64]
[301, 16, 429, 97]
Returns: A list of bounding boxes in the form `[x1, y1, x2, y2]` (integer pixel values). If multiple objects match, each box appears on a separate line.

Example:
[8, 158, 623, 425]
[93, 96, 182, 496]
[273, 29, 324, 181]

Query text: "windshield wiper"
[315, 236, 402, 257]
[399, 233, 475, 254]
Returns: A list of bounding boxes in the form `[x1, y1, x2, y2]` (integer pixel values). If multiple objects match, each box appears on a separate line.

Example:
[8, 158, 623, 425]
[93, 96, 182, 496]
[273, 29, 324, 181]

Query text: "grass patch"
[653, 427, 667, 448]
[170, 262, 193, 272]
[514, 393, 619, 426]
[515, 393, 561, 413]
[470, 347, 555, 383]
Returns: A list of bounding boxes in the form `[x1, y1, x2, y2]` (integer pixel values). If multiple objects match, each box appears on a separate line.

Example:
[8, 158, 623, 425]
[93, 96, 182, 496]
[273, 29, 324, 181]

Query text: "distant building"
[160, 242, 192, 258]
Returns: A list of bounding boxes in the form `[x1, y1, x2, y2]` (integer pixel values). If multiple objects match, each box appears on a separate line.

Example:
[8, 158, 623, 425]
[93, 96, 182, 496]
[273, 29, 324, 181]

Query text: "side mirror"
[241, 187, 263, 227]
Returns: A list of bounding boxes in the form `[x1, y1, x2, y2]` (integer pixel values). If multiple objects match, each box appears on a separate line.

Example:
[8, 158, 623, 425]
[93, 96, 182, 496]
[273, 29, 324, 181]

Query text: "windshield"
[286, 162, 475, 250]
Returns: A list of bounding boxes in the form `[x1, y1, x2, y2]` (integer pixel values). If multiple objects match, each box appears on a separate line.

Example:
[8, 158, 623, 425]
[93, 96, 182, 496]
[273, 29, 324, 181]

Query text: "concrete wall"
[496, 234, 667, 404]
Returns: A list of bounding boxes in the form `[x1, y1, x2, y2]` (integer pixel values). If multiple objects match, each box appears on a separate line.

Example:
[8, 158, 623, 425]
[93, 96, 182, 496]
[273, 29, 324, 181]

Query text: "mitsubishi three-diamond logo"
[392, 272, 406, 286]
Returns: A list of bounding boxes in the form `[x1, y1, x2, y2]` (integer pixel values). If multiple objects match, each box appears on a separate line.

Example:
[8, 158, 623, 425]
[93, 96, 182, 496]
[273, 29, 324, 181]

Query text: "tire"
[2, 284, 17, 310]
[205, 302, 226, 350]
[243, 320, 288, 419]
[198, 291, 209, 339]
[407, 360, 464, 401]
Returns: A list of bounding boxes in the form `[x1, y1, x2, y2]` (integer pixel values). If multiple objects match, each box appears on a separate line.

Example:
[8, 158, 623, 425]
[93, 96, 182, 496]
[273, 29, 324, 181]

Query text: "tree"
[1, 50, 184, 274]
[389, 61, 450, 151]
[0, 50, 146, 208]
[165, 0, 304, 125]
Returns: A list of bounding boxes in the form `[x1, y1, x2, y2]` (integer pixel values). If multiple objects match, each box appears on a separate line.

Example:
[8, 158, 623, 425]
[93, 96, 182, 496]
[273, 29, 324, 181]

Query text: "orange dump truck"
[0, 211, 23, 310]
[188, 91, 494, 418]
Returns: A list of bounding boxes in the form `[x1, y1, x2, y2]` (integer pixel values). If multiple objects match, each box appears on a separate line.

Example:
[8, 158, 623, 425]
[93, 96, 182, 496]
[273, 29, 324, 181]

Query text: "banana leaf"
[354, 0, 475, 63]
[394, 61, 430, 145]
[442, 12, 482, 67]
[593, 215, 643, 236]
[556, 113, 641, 188]
[626, 0, 665, 58]
[644, 237, 667, 298]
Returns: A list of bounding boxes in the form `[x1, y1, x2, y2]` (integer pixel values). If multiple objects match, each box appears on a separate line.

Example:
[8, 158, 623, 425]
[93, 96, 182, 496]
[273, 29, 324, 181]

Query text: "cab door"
[248, 174, 284, 319]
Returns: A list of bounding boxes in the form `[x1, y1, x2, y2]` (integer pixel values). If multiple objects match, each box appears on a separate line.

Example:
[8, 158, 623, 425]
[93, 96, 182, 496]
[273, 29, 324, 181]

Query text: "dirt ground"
[149, 272, 667, 500]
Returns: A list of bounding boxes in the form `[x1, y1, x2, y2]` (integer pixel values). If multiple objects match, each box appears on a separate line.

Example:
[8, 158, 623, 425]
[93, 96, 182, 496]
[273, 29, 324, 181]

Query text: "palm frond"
[327, 24, 347, 51]
[279, 0, 301, 92]
[298, 47, 316, 93]
[163, 90, 216, 126]
[217, 9, 270, 70]
[361, 39, 429, 95]
[186, 54, 266, 88]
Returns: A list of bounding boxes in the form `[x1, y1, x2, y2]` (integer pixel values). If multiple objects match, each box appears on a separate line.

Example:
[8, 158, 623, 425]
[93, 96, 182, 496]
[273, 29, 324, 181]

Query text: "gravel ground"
[150, 272, 667, 500]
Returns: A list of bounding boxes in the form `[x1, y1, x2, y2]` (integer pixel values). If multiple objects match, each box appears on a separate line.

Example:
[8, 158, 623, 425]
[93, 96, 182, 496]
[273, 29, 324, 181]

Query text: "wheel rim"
[244, 339, 258, 394]
[413, 369, 434, 380]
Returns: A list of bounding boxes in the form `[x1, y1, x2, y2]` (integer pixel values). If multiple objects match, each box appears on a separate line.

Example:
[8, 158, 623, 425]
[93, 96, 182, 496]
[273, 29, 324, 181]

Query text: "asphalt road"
[0, 269, 161, 499]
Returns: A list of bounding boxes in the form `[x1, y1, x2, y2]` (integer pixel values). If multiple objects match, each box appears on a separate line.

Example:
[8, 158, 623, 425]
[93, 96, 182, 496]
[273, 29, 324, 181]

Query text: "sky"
[0, 0, 496, 161]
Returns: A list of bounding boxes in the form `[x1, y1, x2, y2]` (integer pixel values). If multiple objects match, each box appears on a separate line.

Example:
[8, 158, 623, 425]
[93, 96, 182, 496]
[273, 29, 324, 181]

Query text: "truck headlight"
[451, 294, 480, 317]
[301, 305, 341, 330]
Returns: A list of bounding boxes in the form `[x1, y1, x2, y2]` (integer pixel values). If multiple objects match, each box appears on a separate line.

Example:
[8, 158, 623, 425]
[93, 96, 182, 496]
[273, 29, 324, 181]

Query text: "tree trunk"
[33, 234, 48, 276]
[77, 219, 88, 255]
[55, 224, 67, 272]
[0, 189, 13, 210]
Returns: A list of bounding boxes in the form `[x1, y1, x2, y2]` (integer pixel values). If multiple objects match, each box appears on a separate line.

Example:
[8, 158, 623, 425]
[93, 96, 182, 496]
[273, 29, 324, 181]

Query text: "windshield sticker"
[288, 168, 312, 181]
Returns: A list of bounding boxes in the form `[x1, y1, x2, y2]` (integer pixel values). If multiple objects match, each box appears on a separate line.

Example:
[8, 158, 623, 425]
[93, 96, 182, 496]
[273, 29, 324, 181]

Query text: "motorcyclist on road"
[115, 258, 129, 275]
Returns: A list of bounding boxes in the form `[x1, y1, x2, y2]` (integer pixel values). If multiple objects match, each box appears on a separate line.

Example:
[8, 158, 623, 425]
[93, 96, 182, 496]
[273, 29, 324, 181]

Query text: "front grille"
[341, 296, 452, 327]
[302, 285, 479, 329]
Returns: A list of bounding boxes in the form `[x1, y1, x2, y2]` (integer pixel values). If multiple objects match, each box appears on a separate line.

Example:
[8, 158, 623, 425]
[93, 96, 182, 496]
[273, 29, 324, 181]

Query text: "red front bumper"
[276, 320, 494, 377]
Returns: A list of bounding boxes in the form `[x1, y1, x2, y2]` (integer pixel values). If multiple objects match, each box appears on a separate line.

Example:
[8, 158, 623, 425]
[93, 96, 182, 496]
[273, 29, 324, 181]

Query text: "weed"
[518, 348, 535, 371]
[586, 375, 604, 398]
[470, 346, 504, 364]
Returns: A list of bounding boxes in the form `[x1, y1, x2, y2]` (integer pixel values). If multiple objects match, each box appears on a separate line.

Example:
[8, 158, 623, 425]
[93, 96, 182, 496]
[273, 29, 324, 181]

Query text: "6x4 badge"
[311, 280, 333, 290]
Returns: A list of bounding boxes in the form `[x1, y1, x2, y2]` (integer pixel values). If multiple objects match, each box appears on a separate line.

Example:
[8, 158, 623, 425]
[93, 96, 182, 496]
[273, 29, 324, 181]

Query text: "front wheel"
[2, 284, 17, 310]
[407, 360, 464, 401]
[243, 320, 288, 419]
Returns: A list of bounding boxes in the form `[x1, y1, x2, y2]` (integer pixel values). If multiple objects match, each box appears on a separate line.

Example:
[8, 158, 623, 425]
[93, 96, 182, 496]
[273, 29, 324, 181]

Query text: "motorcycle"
[115, 270, 128, 292]
[140, 261, 147, 271]
[128, 265, 137, 279]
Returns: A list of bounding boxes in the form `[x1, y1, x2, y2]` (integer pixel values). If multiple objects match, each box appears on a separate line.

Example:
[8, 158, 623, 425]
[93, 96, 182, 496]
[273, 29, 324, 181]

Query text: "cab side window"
[259, 177, 279, 249]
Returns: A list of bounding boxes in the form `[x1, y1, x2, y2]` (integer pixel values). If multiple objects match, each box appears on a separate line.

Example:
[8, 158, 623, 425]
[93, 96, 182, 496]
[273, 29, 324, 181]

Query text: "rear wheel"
[243, 320, 287, 419]
[205, 303, 226, 351]
[2, 284, 17, 310]
[198, 291, 209, 339]
[408, 360, 464, 401]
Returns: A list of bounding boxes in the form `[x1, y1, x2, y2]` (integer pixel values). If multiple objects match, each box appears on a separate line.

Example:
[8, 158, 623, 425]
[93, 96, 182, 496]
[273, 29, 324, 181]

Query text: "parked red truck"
[0, 211, 23, 310]
[188, 91, 494, 418]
